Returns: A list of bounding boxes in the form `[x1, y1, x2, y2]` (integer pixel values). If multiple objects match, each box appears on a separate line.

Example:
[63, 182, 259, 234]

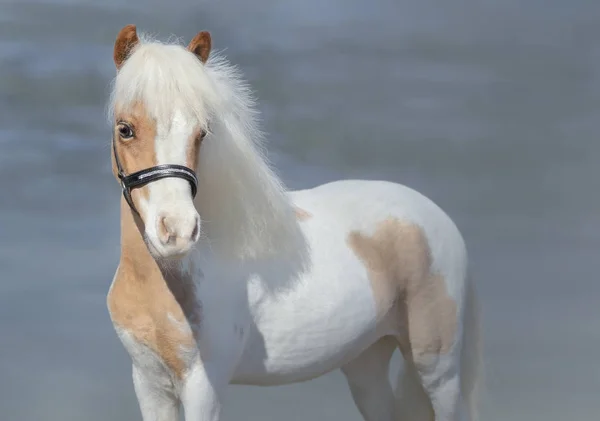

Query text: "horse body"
[231, 179, 466, 386]
[106, 25, 481, 421]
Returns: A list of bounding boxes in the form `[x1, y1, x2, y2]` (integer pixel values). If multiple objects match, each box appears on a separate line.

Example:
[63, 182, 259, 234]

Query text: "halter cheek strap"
[112, 134, 199, 216]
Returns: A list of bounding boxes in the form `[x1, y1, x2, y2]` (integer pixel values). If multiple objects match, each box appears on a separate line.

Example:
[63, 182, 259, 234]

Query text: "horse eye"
[198, 129, 208, 141]
[118, 124, 134, 140]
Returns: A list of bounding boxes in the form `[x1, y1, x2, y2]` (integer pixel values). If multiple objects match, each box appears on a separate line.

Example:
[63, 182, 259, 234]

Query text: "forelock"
[108, 34, 220, 128]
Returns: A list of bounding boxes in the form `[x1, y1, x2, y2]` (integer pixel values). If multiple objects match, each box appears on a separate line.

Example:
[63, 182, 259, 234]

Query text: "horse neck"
[113, 198, 201, 342]
[118, 198, 194, 299]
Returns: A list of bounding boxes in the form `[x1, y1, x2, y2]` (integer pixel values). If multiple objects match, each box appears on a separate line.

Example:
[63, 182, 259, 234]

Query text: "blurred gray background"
[1, 0, 599, 420]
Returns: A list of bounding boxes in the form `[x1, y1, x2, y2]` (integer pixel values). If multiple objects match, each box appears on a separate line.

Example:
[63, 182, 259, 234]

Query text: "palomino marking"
[294, 207, 313, 221]
[347, 218, 457, 357]
[111, 101, 158, 207]
[111, 102, 205, 240]
[107, 200, 201, 379]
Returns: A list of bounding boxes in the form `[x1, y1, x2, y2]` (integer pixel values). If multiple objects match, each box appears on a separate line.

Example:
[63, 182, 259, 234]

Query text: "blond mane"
[108, 33, 303, 261]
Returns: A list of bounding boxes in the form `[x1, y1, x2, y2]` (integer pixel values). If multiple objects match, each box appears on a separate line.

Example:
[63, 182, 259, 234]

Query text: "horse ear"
[187, 31, 212, 63]
[114, 24, 139, 69]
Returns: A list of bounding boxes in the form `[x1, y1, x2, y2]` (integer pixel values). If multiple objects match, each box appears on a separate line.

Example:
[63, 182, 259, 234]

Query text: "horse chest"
[107, 267, 201, 380]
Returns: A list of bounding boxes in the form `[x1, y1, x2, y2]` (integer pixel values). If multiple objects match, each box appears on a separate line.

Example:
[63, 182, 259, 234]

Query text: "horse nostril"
[158, 216, 175, 245]
[190, 217, 200, 242]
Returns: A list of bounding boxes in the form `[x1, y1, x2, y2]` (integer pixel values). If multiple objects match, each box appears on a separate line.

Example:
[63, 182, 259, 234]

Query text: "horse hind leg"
[396, 349, 464, 421]
[395, 278, 481, 421]
[341, 336, 463, 421]
[394, 357, 434, 421]
[341, 336, 397, 421]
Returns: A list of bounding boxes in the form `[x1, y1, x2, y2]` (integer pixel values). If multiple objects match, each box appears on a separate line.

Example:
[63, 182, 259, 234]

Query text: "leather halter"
[112, 133, 198, 216]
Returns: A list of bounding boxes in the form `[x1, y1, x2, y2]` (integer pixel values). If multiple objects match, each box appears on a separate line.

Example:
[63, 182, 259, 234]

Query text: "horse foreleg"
[132, 365, 180, 421]
[180, 318, 247, 420]
[181, 361, 227, 421]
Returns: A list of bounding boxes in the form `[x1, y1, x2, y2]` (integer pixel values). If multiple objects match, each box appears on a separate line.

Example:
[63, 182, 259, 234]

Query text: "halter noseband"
[112, 133, 198, 216]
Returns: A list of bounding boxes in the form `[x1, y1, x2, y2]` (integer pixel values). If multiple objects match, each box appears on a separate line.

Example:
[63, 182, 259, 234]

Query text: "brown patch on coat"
[187, 31, 212, 63]
[114, 24, 140, 69]
[347, 218, 457, 358]
[185, 128, 204, 172]
[107, 198, 201, 379]
[112, 102, 158, 206]
[294, 207, 313, 221]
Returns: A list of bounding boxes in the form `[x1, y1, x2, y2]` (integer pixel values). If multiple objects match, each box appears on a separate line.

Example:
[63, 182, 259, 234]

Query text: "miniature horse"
[106, 24, 481, 421]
